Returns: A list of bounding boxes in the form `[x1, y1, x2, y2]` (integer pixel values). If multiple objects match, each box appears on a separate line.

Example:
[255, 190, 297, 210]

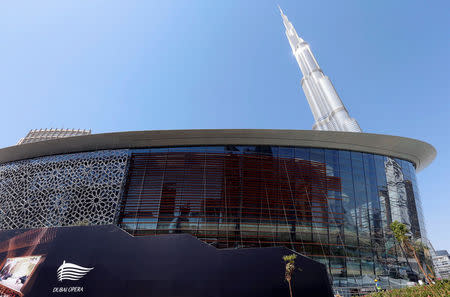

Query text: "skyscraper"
[279, 7, 362, 132]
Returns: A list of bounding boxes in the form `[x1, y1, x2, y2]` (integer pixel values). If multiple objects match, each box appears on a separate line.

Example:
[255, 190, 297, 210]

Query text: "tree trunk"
[288, 279, 293, 297]
[425, 263, 435, 279]
[405, 242, 432, 284]
[399, 243, 414, 273]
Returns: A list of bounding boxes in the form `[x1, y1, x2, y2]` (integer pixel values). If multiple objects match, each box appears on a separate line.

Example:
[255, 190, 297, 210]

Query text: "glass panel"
[115, 147, 427, 290]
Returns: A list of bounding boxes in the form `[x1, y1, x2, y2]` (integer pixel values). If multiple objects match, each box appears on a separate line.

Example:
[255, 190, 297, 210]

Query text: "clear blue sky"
[0, 1, 448, 250]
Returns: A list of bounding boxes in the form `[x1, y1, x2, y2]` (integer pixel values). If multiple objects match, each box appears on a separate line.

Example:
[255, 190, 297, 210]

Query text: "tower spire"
[279, 7, 362, 132]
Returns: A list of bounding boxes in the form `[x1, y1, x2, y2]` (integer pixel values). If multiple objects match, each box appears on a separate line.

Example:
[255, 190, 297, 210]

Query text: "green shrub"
[363, 279, 450, 297]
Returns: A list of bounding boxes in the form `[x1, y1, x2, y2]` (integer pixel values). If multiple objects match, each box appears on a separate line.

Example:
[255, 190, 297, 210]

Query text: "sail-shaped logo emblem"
[57, 261, 94, 281]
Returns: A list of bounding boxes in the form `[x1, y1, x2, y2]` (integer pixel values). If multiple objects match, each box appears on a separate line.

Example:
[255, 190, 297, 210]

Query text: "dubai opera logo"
[57, 261, 94, 282]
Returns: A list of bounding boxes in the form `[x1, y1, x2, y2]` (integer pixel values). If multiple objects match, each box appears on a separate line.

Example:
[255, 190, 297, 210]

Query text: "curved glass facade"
[0, 144, 431, 292]
[117, 146, 431, 290]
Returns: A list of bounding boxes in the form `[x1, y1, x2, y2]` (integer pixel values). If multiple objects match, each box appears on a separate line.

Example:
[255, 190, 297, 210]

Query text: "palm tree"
[390, 221, 432, 284]
[283, 254, 297, 297]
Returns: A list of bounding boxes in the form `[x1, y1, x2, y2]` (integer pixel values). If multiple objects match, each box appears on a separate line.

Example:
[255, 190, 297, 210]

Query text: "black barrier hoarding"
[0, 225, 333, 297]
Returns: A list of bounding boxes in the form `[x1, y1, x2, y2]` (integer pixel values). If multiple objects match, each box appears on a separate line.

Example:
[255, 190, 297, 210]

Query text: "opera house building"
[0, 129, 436, 292]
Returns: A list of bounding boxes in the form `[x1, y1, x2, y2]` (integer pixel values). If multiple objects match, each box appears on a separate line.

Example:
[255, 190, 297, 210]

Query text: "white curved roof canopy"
[0, 129, 436, 172]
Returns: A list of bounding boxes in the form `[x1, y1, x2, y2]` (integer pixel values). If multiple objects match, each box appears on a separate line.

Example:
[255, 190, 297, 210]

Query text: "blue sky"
[0, 1, 448, 249]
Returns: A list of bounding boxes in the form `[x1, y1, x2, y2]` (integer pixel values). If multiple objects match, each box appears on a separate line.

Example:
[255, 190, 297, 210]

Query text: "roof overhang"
[0, 129, 436, 172]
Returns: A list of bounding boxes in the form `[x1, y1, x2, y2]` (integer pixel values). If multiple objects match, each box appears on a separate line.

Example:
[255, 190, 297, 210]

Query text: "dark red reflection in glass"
[118, 151, 343, 256]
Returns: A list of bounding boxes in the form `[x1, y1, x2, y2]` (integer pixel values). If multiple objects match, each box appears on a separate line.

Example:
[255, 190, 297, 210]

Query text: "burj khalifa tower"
[279, 7, 362, 132]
